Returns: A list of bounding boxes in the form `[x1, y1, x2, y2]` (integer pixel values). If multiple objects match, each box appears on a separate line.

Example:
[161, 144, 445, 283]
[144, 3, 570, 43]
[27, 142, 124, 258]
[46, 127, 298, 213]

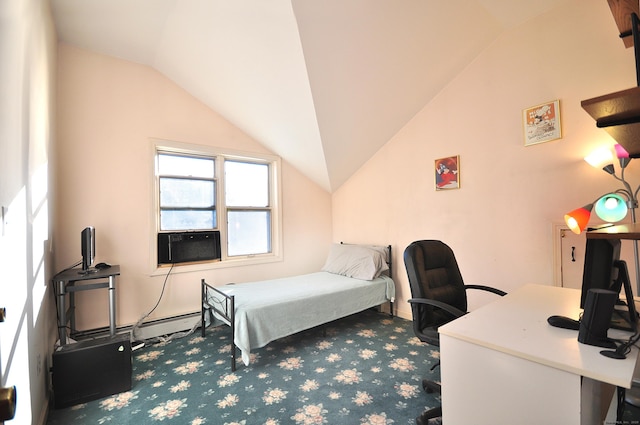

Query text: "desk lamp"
[564, 144, 640, 290]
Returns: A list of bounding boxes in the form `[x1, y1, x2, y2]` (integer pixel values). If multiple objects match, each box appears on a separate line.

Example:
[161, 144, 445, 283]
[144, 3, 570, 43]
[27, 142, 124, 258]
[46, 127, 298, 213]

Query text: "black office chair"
[404, 240, 506, 424]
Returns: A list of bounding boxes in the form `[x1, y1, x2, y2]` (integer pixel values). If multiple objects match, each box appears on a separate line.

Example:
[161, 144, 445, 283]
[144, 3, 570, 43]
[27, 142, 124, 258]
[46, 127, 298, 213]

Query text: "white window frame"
[149, 138, 283, 275]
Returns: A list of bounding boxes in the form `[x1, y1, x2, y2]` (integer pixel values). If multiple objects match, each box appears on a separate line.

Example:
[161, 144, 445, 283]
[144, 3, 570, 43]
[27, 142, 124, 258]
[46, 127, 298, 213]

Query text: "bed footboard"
[201, 279, 237, 371]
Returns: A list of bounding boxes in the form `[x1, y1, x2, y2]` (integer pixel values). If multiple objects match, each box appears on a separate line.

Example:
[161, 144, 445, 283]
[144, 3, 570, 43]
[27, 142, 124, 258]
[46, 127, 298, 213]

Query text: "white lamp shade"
[584, 146, 614, 169]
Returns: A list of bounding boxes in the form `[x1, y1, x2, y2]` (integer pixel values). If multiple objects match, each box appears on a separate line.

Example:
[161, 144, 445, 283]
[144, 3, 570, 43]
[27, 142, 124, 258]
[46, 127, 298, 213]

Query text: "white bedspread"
[209, 271, 395, 366]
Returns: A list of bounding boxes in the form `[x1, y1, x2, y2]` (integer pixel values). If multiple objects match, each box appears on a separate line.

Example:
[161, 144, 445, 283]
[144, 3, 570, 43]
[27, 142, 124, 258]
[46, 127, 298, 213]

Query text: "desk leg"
[56, 280, 66, 345]
[108, 275, 116, 336]
[581, 378, 616, 425]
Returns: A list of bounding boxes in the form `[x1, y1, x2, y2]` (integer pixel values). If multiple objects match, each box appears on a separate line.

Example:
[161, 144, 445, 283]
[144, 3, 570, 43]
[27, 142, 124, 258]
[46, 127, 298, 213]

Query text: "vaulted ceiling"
[51, 0, 569, 192]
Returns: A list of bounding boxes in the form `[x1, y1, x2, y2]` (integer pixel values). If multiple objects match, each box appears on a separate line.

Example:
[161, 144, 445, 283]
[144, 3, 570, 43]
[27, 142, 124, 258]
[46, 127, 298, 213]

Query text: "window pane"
[159, 153, 214, 178]
[161, 210, 216, 231]
[225, 161, 269, 207]
[160, 178, 215, 208]
[227, 211, 271, 256]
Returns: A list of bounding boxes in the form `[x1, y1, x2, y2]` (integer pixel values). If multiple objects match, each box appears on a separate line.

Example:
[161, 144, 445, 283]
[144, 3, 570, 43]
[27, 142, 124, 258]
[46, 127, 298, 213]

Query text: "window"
[158, 153, 217, 231]
[153, 140, 281, 269]
[225, 160, 271, 256]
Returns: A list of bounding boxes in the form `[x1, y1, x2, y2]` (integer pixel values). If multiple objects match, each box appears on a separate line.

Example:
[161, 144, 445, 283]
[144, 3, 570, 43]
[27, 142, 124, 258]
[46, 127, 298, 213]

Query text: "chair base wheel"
[422, 378, 441, 394]
[416, 406, 442, 425]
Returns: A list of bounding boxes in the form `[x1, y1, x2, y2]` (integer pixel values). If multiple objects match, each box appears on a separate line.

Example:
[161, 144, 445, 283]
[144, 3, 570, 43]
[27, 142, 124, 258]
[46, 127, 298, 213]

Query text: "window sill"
[149, 253, 283, 277]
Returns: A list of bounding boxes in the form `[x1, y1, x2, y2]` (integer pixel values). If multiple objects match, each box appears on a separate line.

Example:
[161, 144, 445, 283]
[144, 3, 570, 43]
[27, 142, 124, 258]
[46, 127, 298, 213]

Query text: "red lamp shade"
[564, 204, 593, 234]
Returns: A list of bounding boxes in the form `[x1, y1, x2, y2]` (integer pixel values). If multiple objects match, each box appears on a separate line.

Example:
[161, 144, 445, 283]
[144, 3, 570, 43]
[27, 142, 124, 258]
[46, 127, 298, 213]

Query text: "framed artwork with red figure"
[435, 155, 459, 190]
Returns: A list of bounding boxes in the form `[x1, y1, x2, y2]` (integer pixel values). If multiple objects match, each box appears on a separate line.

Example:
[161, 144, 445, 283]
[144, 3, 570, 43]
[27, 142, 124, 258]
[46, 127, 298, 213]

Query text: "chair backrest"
[404, 240, 468, 344]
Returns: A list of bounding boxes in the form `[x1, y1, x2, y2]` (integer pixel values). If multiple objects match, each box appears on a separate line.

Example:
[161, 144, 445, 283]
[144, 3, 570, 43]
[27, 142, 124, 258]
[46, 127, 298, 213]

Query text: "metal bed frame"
[201, 244, 393, 371]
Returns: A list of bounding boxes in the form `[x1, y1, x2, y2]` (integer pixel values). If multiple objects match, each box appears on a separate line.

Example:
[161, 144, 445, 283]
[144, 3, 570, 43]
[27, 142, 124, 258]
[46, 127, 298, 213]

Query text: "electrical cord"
[601, 330, 640, 359]
[59, 259, 82, 273]
[617, 385, 626, 422]
[600, 331, 640, 422]
[50, 263, 83, 347]
[131, 263, 179, 342]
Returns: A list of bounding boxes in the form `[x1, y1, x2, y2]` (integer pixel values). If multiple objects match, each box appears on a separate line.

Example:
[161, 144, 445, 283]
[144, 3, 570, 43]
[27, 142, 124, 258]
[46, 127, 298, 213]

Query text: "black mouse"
[547, 315, 580, 330]
[94, 262, 111, 269]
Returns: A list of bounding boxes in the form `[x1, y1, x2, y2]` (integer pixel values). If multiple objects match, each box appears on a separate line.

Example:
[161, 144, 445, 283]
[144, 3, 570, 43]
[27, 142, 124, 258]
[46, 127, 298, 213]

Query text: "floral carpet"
[47, 310, 443, 424]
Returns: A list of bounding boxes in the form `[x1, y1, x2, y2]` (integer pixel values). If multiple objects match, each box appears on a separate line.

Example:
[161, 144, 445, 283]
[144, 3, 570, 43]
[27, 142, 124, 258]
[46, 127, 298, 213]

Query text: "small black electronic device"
[547, 315, 580, 330]
[95, 262, 111, 270]
[578, 288, 618, 349]
[52, 334, 131, 408]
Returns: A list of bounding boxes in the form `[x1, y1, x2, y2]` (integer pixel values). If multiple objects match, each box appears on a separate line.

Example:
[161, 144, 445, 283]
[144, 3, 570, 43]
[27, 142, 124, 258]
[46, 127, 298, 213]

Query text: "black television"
[80, 226, 96, 274]
[580, 238, 637, 333]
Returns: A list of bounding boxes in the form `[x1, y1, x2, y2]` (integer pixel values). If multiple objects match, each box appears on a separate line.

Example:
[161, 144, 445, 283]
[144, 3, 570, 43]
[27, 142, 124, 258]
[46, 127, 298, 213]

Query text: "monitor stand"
[610, 261, 638, 333]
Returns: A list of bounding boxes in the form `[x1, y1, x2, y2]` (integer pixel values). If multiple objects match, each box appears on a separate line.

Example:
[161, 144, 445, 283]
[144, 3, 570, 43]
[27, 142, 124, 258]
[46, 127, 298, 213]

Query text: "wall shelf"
[581, 2, 640, 156]
[586, 222, 640, 240]
[607, 0, 639, 48]
[581, 86, 640, 157]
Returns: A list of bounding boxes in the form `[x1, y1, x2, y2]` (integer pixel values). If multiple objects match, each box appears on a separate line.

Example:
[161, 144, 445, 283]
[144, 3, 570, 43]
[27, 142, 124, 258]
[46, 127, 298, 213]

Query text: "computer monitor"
[580, 238, 637, 333]
[80, 226, 96, 274]
[580, 238, 620, 309]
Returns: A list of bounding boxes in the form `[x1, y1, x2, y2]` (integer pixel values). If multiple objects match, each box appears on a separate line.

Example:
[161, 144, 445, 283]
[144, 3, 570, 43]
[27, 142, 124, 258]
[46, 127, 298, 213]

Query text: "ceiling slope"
[51, 0, 570, 192]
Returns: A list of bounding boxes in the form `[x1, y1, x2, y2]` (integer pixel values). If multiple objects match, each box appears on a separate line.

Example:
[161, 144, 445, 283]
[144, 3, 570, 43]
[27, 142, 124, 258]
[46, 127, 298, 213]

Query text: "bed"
[201, 243, 395, 370]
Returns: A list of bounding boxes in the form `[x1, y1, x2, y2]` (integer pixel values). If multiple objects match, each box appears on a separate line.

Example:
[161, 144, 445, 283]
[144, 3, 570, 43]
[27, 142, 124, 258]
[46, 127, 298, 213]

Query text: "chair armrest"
[408, 297, 466, 320]
[464, 285, 506, 297]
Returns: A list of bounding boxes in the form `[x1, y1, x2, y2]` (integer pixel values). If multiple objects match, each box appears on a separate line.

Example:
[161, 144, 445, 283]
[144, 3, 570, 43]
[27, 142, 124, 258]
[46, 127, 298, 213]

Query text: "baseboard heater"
[70, 312, 202, 341]
[158, 230, 221, 265]
[133, 312, 201, 341]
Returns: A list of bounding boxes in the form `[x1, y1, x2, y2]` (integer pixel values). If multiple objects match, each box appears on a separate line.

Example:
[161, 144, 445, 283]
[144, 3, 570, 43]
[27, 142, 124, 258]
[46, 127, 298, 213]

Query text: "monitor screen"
[81, 226, 95, 271]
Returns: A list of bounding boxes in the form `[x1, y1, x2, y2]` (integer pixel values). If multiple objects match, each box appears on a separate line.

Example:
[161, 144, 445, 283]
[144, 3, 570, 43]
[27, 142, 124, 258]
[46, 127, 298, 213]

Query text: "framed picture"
[523, 99, 562, 146]
[435, 155, 459, 190]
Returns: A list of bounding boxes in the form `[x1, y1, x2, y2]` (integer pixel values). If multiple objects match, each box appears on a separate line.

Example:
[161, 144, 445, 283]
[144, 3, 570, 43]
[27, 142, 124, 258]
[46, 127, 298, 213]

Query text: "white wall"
[332, 0, 640, 318]
[55, 44, 333, 330]
[55, 0, 640, 328]
[0, 0, 57, 423]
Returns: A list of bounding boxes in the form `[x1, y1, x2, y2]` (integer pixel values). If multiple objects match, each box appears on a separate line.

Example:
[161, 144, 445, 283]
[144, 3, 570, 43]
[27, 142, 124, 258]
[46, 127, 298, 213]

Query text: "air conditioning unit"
[157, 231, 221, 265]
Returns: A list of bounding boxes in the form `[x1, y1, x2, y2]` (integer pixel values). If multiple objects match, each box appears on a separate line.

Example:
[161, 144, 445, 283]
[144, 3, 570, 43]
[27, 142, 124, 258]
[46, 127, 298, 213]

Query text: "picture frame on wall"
[523, 99, 562, 146]
[435, 155, 459, 190]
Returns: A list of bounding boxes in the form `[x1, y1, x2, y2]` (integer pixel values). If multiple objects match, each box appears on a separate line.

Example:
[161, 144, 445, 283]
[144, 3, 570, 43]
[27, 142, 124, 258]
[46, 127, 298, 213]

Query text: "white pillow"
[321, 243, 389, 280]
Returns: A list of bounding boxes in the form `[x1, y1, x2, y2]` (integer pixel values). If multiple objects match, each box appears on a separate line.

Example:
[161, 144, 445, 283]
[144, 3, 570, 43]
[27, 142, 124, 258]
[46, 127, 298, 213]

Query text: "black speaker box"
[52, 334, 132, 409]
[578, 289, 617, 349]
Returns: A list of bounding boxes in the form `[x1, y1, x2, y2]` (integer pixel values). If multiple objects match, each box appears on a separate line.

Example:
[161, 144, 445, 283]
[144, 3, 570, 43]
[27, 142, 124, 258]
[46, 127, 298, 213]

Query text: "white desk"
[438, 284, 638, 425]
